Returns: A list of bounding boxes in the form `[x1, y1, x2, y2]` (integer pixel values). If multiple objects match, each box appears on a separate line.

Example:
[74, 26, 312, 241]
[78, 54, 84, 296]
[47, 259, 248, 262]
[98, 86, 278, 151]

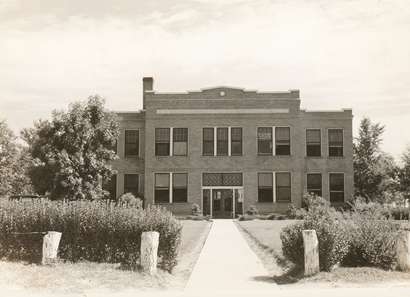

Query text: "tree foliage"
[399, 145, 410, 199]
[0, 120, 33, 196]
[353, 117, 388, 201]
[22, 96, 120, 200]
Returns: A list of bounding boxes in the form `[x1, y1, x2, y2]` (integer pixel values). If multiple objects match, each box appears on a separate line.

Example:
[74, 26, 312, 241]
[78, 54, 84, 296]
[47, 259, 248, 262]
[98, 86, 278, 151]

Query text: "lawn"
[0, 220, 212, 294]
[236, 219, 410, 287]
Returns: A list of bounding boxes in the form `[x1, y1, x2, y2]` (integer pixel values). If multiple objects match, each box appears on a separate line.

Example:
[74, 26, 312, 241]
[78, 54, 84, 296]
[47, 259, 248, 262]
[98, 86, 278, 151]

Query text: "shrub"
[191, 203, 201, 216]
[389, 206, 410, 220]
[0, 199, 182, 272]
[280, 196, 350, 271]
[118, 192, 143, 209]
[286, 204, 307, 219]
[343, 200, 399, 269]
[246, 205, 259, 216]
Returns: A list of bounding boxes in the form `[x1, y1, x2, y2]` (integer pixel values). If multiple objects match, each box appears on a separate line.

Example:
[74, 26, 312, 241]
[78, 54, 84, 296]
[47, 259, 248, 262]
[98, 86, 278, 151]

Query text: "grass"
[0, 220, 212, 294]
[236, 219, 410, 287]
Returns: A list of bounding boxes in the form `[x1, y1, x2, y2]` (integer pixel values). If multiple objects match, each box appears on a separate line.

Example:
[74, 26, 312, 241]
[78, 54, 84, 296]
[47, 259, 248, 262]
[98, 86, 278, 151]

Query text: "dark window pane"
[276, 145, 290, 156]
[258, 188, 273, 202]
[125, 130, 139, 156]
[155, 143, 170, 156]
[329, 147, 343, 157]
[306, 129, 321, 143]
[217, 128, 228, 156]
[276, 187, 291, 202]
[203, 128, 214, 156]
[231, 127, 242, 156]
[173, 189, 187, 202]
[155, 128, 170, 142]
[307, 145, 321, 157]
[258, 127, 272, 155]
[173, 128, 187, 142]
[124, 174, 139, 196]
[155, 190, 169, 203]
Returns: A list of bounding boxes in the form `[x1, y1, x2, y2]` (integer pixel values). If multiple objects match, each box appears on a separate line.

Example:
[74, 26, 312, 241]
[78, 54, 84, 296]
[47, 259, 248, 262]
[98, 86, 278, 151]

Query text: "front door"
[212, 189, 233, 218]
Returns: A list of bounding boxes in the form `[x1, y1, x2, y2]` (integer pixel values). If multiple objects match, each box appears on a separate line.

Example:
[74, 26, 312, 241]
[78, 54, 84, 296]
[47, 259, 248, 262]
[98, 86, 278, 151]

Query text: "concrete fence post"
[302, 229, 320, 276]
[397, 231, 410, 271]
[140, 231, 159, 275]
[42, 231, 62, 265]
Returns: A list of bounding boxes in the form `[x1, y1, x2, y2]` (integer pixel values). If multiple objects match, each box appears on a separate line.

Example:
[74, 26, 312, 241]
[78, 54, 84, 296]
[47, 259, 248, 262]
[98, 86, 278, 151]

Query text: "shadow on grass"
[272, 266, 305, 284]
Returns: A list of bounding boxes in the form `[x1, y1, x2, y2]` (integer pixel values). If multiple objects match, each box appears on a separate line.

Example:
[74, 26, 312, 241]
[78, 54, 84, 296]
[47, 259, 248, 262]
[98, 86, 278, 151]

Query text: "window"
[203, 128, 214, 156]
[155, 128, 170, 156]
[328, 129, 343, 157]
[307, 173, 322, 197]
[217, 128, 228, 156]
[103, 174, 117, 200]
[306, 129, 321, 157]
[276, 172, 291, 202]
[173, 173, 187, 202]
[125, 130, 139, 157]
[329, 173, 344, 203]
[124, 174, 139, 196]
[155, 173, 170, 203]
[231, 128, 242, 156]
[173, 128, 188, 156]
[258, 173, 273, 202]
[202, 173, 243, 186]
[276, 127, 290, 155]
[258, 127, 273, 155]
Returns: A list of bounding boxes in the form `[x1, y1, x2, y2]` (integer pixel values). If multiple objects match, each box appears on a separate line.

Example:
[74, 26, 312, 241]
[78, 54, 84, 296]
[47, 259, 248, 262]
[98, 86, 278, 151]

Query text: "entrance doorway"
[202, 188, 244, 218]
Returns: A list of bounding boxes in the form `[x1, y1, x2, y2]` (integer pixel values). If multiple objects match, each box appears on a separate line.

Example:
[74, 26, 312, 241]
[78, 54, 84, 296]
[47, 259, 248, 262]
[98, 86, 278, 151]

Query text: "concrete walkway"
[185, 219, 276, 292]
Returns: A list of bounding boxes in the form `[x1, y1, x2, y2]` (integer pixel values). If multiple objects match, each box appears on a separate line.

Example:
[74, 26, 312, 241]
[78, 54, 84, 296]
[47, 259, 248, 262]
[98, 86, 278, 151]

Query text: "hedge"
[0, 199, 182, 272]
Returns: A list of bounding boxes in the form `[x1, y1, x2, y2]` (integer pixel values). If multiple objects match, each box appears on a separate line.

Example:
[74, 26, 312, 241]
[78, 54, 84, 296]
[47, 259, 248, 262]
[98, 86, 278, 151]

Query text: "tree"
[353, 117, 388, 201]
[0, 120, 33, 196]
[22, 96, 120, 200]
[399, 145, 410, 199]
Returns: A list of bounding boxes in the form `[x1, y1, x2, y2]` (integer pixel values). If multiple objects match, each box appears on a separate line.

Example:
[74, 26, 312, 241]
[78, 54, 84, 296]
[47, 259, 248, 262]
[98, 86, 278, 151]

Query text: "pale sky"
[0, 0, 409, 159]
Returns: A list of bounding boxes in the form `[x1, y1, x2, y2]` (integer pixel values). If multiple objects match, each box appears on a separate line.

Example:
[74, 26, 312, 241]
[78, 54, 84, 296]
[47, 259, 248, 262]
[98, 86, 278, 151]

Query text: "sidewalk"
[185, 219, 276, 292]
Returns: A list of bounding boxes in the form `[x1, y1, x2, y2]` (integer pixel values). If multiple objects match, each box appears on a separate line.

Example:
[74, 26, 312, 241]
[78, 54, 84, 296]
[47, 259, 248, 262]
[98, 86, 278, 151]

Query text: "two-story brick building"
[107, 77, 353, 218]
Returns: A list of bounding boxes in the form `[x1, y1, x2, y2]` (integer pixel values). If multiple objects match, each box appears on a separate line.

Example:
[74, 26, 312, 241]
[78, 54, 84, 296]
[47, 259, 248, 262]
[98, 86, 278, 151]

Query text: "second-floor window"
[257, 127, 273, 155]
[203, 127, 243, 156]
[173, 128, 188, 156]
[125, 130, 139, 157]
[328, 129, 343, 157]
[231, 128, 243, 156]
[155, 128, 170, 156]
[306, 129, 321, 157]
[217, 128, 229, 156]
[275, 127, 290, 155]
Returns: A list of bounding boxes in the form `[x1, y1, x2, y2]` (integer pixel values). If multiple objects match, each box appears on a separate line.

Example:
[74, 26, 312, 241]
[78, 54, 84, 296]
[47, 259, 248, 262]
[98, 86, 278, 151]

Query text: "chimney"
[142, 77, 154, 109]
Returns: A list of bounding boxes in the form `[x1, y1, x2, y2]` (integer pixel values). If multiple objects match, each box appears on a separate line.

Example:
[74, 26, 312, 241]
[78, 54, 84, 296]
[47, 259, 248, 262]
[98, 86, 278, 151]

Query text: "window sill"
[124, 155, 140, 159]
[328, 156, 344, 159]
[305, 156, 322, 159]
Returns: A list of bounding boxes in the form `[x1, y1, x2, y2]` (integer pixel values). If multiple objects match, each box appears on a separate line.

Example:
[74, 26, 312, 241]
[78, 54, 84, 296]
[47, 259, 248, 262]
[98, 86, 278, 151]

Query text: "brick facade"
[110, 77, 353, 217]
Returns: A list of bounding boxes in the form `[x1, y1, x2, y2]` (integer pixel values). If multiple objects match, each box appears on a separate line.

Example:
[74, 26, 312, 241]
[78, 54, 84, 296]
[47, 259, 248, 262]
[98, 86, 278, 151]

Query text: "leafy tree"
[0, 120, 33, 196]
[353, 117, 387, 201]
[399, 145, 410, 199]
[22, 96, 120, 200]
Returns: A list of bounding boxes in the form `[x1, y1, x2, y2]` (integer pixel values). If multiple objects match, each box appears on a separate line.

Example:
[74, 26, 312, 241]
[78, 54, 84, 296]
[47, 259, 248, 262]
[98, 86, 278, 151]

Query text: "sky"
[0, 0, 409, 159]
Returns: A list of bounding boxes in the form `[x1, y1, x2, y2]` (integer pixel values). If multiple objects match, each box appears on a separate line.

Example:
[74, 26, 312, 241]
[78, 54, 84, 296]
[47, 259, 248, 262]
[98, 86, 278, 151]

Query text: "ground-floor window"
[173, 173, 188, 202]
[258, 173, 273, 202]
[155, 172, 188, 203]
[307, 173, 322, 197]
[124, 174, 139, 197]
[103, 174, 117, 200]
[276, 172, 291, 202]
[329, 173, 344, 203]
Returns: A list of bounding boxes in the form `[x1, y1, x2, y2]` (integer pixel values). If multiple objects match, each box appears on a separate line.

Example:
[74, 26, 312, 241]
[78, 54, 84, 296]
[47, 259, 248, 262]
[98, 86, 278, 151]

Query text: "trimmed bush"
[280, 196, 350, 271]
[0, 199, 182, 272]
